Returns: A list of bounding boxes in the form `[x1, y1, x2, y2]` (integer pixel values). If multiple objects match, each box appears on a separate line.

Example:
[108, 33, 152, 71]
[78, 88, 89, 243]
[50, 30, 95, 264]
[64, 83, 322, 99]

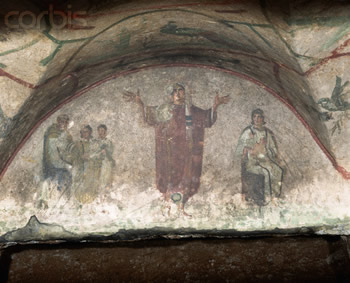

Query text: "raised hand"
[251, 138, 267, 156]
[123, 89, 143, 106]
[213, 92, 230, 111]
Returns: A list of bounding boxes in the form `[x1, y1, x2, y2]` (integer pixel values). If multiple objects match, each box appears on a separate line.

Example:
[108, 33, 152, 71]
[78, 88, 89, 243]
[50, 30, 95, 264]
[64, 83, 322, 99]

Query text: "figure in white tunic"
[235, 109, 284, 206]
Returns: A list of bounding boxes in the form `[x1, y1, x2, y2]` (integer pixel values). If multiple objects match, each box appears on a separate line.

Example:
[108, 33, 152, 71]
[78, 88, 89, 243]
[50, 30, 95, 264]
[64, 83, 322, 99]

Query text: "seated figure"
[235, 109, 284, 206]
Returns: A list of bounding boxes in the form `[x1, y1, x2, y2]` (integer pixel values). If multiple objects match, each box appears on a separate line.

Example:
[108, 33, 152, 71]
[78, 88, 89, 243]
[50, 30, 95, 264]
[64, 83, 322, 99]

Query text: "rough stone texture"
[1, 237, 350, 282]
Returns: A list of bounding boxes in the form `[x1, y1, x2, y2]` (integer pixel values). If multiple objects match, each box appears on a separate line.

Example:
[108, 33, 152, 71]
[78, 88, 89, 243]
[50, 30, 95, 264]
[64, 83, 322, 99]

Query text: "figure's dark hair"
[98, 124, 107, 131]
[251, 108, 265, 124]
[83, 125, 93, 132]
[57, 114, 69, 124]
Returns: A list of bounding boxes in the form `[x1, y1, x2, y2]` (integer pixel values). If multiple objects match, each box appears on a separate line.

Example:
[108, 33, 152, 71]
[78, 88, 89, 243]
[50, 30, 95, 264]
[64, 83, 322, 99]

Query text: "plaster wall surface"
[1, 1, 350, 279]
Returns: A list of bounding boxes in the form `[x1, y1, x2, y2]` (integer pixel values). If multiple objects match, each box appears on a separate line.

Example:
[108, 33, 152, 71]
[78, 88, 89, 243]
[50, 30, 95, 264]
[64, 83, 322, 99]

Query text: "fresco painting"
[124, 84, 229, 216]
[0, 67, 350, 240]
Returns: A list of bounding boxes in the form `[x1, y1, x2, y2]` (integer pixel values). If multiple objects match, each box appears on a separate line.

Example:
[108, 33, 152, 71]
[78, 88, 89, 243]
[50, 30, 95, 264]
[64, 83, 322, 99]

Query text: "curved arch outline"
[0, 63, 349, 181]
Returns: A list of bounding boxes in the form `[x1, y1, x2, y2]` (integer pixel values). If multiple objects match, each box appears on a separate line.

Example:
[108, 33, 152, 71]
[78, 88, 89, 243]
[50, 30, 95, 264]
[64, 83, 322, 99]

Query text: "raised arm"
[123, 89, 160, 126]
[213, 93, 230, 113]
[123, 89, 145, 120]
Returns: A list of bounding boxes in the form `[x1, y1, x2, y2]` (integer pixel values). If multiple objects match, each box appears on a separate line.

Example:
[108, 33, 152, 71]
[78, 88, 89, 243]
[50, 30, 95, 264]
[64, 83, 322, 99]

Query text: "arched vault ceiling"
[1, 0, 350, 178]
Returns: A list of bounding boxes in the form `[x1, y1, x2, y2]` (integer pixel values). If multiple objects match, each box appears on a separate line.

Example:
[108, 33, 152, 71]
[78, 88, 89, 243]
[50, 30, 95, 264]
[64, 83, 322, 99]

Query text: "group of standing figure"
[43, 116, 115, 205]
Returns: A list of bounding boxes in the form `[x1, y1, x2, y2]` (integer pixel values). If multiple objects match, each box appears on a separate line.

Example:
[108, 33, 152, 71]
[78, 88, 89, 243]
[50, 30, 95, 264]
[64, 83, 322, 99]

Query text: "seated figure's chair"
[241, 161, 266, 206]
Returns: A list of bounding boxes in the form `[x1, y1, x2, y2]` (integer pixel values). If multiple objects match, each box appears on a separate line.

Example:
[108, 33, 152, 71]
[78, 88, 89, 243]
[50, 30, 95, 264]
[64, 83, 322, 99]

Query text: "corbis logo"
[4, 5, 89, 30]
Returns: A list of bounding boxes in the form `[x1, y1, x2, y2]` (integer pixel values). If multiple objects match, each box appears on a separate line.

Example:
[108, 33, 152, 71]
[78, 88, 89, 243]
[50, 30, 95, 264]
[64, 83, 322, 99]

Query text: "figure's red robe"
[145, 104, 216, 203]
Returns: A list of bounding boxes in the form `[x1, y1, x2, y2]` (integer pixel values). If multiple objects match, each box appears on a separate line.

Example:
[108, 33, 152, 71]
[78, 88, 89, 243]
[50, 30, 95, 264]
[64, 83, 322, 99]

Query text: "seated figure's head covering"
[166, 83, 185, 96]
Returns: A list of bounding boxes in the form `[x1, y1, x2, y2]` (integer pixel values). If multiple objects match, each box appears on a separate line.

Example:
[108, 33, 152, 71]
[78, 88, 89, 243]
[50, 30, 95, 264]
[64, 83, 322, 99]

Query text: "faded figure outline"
[42, 114, 73, 192]
[97, 124, 116, 190]
[235, 108, 284, 206]
[124, 83, 230, 216]
[70, 125, 102, 204]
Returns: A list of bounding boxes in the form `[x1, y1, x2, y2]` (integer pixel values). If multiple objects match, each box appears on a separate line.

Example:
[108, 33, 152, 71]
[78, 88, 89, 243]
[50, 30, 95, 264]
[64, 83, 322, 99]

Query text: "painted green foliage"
[318, 76, 350, 135]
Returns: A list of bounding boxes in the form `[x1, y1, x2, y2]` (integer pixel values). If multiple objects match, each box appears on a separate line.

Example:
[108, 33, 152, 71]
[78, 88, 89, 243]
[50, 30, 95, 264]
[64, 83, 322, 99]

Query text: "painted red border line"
[1, 63, 349, 181]
[0, 68, 77, 91]
[305, 38, 350, 76]
[77, 1, 242, 19]
[1, 35, 350, 90]
[214, 9, 247, 13]
[305, 52, 350, 76]
[0, 69, 36, 89]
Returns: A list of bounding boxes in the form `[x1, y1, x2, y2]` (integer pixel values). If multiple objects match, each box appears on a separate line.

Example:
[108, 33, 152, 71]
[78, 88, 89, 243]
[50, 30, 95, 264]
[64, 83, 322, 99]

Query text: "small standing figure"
[124, 83, 230, 216]
[71, 125, 101, 204]
[235, 109, 284, 206]
[97, 124, 115, 189]
[43, 114, 73, 192]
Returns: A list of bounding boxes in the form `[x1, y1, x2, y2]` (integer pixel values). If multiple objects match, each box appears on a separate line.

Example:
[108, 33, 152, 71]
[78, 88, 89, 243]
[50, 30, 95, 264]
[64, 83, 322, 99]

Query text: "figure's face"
[98, 127, 107, 139]
[172, 87, 185, 105]
[81, 128, 92, 140]
[58, 120, 69, 130]
[253, 113, 264, 127]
